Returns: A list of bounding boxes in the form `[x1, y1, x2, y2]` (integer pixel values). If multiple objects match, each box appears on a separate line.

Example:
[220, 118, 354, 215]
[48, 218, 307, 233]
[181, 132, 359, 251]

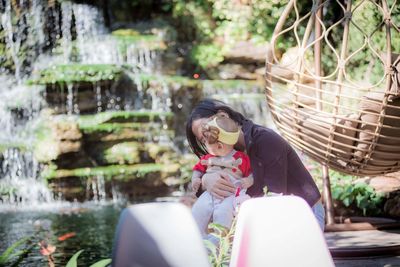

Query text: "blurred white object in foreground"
[230, 196, 334, 267]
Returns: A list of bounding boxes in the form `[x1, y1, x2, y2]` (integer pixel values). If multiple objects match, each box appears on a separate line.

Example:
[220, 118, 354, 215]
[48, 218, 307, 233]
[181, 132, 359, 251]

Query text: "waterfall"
[203, 80, 274, 127]
[1, 0, 22, 82]
[0, 0, 173, 205]
[0, 76, 51, 206]
[61, 1, 73, 63]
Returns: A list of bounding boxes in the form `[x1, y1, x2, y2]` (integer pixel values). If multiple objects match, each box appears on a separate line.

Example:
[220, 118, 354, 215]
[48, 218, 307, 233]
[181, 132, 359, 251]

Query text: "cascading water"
[0, 1, 172, 206]
[203, 80, 274, 127]
[1, 1, 22, 82]
[0, 78, 52, 208]
[0, 0, 56, 207]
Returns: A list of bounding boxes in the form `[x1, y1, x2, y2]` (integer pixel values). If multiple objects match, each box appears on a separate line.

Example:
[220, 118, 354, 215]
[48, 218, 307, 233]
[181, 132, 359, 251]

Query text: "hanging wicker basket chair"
[265, 0, 400, 177]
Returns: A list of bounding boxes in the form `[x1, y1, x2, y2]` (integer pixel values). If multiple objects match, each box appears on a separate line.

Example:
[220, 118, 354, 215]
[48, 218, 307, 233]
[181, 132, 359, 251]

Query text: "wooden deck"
[325, 229, 400, 266]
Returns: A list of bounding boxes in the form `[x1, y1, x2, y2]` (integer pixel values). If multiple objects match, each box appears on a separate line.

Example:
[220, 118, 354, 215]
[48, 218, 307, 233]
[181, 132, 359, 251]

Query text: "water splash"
[0, 149, 52, 206]
[61, 1, 73, 63]
[29, 0, 46, 52]
[127, 43, 161, 73]
[91, 175, 107, 203]
[66, 83, 74, 115]
[1, 0, 22, 82]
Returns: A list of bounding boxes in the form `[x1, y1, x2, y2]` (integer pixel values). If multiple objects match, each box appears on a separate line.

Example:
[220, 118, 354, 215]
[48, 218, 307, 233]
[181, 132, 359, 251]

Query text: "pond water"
[0, 202, 123, 266]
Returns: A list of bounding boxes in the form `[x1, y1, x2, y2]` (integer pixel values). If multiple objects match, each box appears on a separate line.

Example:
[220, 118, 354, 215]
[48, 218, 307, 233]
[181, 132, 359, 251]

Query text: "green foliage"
[172, 0, 215, 42]
[89, 259, 112, 267]
[112, 29, 141, 37]
[307, 160, 384, 216]
[320, 0, 400, 83]
[211, 0, 252, 44]
[66, 250, 84, 267]
[191, 44, 225, 68]
[0, 237, 33, 267]
[345, 1, 385, 84]
[205, 222, 235, 267]
[171, 0, 292, 69]
[28, 64, 123, 85]
[248, 0, 289, 41]
[78, 110, 173, 129]
[66, 250, 111, 267]
[41, 163, 179, 180]
[112, 30, 166, 55]
[328, 171, 384, 216]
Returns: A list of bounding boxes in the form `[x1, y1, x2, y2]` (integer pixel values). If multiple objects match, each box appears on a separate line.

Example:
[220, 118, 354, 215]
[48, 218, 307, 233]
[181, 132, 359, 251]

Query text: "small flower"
[38, 241, 56, 256]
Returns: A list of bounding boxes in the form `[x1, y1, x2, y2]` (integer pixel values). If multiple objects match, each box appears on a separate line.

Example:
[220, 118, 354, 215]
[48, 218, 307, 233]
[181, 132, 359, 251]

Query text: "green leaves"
[191, 44, 225, 68]
[89, 259, 112, 267]
[0, 237, 32, 266]
[66, 250, 111, 267]
[330, 174, 384, 216]
[205, 222, 236, 267]
[66, 250, 84, 267]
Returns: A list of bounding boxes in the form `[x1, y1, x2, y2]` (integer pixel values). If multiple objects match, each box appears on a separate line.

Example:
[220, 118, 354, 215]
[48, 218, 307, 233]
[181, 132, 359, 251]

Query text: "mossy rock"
[144, 143, 174, 161]
[129, 73, 201, 88]
[28, 64, 123, 85]
[83, 128, 147, 143]
[112, 29, 141, 37]
[79, 122, 146, 134]
[42, 163, 180, 181]
[0, 141, 29, 153]
[37, 72, 135, 114]
[78, 110, 173, 127]
[33, 117, 82, 162]
[86, 141, 176, 166]
[78, 111, 174, 143]
[112, 29, 167, 51]
[102, 142, 141, 165]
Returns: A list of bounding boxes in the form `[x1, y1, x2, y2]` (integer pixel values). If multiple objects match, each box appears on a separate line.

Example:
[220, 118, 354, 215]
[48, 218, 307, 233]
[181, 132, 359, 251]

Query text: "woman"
[186, 99, 325, 230]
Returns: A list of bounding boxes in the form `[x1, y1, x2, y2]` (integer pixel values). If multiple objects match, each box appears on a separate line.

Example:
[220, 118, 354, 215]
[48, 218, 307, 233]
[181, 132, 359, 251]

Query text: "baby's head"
[203, 116, 239, 156]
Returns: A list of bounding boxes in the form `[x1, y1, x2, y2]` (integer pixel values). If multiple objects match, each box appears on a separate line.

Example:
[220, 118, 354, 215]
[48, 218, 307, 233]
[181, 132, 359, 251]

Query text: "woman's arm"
[249, 129, 289, 195]
[201, 172, 236, 199]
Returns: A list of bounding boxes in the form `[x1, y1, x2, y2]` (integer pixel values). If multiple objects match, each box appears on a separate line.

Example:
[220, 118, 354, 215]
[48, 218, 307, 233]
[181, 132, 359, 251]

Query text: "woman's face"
[191, 117, 210, 143]
[191, 111, 230, 144]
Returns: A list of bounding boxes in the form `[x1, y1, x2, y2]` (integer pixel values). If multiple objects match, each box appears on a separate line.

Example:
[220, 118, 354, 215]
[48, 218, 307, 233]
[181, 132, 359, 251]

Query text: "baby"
[191, 115, 253, 242]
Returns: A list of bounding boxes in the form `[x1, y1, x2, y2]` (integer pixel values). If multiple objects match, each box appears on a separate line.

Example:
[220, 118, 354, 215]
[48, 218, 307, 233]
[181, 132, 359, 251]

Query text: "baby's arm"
[191, 170, 204, 192]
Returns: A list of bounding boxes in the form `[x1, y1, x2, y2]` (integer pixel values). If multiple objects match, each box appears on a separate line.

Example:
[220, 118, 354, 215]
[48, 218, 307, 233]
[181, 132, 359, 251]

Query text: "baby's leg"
[204, 196, 235, 246]
[192, 192, 213, 238]
[213, 195, 235, 229]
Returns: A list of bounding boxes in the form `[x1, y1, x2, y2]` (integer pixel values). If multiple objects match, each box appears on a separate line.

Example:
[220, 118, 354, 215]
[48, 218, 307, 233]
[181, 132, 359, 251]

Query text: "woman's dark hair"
[186, 99, 246, 158]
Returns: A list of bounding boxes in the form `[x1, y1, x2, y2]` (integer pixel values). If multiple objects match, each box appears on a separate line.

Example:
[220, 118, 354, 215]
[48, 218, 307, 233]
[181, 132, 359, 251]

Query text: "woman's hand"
[201, 121, 219, 144]
[191, 177, 202, 193]
[241, 175, 254, 189]
[179, 192, 197, 208]
[202, 172, 236, 199]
